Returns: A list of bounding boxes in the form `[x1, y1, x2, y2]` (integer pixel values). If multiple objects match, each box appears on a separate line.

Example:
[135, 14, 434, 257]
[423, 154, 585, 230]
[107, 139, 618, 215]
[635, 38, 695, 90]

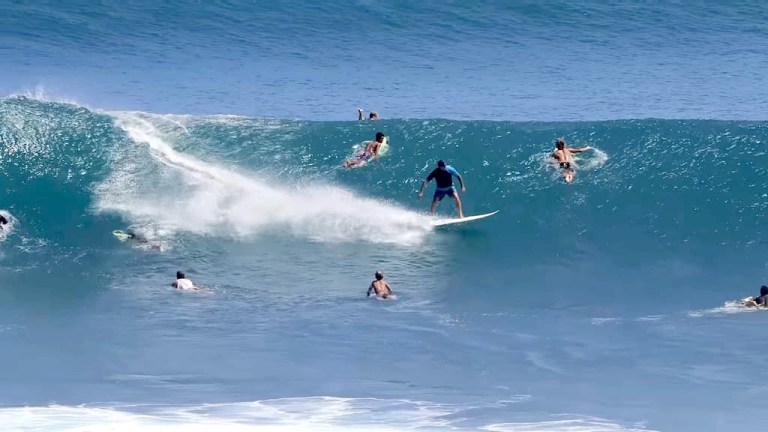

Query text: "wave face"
[2, 97, 768, 431]
[3, 98, 767, 252]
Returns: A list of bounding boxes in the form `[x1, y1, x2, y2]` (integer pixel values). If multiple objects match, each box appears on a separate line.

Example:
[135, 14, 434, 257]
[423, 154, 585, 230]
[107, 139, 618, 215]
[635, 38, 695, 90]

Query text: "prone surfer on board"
[418, 160, 465, 218]
[366, 270, 393, 299]
[343, 132, 387, 168]
[551, 138, 592, 183]
[172, 271, 196, 290]
[743, 285, 768, 308]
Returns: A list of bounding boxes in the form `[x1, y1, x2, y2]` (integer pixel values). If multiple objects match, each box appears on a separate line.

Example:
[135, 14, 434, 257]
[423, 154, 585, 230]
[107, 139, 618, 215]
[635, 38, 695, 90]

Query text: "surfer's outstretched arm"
[570, 146, 591, 153]
[367, 283, 374, 297]
[417, 179, 431, 199]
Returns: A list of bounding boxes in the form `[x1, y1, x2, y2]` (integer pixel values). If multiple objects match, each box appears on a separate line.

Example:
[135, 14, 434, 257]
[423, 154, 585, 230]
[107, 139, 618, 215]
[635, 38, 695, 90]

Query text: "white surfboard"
[431, 210, 499, 227]
[112, 229, 132, 241]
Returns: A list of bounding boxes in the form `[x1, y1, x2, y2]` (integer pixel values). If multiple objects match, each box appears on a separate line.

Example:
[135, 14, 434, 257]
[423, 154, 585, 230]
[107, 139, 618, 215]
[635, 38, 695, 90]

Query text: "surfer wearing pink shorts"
[343, 132, 387, 168]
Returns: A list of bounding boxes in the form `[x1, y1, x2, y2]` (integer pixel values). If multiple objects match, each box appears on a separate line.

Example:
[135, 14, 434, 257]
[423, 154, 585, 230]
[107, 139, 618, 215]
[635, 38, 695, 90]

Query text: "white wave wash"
[0, 398, 655, 432]
[94, 111, 432, 245]
[0, 210, 16, 242]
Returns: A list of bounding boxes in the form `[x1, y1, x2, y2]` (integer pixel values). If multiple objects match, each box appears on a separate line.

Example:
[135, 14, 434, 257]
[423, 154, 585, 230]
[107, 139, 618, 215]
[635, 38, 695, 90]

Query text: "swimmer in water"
[366, 270, 393, 299]
[0, 214, 8, 230]
[171, 271, 196, 290]
[551, 138, 592, 183]
[358, 108, 379, 120]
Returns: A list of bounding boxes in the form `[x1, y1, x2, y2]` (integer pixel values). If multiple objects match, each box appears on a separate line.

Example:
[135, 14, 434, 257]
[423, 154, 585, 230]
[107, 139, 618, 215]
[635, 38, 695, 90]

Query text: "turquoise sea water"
[2, 2, 768, 431]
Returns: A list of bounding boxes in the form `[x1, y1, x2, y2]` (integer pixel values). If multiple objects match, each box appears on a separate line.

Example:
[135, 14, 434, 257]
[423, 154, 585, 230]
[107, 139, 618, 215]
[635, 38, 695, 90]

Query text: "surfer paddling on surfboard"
[366, 270, 394, 300]
[418, 160, 466, 218]
[343, 132, 387, 168]
[551, 138, 592, 183]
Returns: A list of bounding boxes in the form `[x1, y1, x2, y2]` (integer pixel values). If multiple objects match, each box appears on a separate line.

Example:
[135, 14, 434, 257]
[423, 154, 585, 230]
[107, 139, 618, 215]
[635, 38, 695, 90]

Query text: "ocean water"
[2, 2, 768, 432]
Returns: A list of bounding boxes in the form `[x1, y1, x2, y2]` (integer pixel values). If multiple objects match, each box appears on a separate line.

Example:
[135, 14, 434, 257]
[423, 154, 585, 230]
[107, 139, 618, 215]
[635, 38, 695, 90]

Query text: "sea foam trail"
[0, 399, 656, 432]
[95, 112, 432, 246]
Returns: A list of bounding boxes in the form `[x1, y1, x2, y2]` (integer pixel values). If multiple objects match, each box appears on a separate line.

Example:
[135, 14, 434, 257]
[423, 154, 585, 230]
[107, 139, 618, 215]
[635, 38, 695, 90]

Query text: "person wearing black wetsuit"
[417, 160, 466, 218]
[746, 285, 768, 307]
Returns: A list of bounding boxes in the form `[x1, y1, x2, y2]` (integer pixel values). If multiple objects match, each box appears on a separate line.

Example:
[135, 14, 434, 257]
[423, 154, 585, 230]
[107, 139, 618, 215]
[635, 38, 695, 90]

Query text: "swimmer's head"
[437, 160, 446, 169]
[375, 132, 386, 142]
[375, 271, 384, 280]
[761, 285, 768, 296]
[0, 215, 7, 225]
[176, 271, 185, 279]
[369, 112, 379, 119]
[555, 138, 566, 150]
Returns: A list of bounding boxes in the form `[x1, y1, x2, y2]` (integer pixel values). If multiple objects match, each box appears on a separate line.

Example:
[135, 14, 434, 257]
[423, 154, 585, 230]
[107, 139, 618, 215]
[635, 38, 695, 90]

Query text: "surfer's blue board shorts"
[434, 186, 457, 201]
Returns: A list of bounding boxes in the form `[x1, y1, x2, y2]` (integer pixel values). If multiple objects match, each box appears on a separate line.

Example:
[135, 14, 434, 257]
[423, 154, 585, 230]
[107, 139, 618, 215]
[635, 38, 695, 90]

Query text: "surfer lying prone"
[172, 271, 197, 290]
[551, 138, 592, 183]
[367, 270, 394, 300]
[742, 285, 768, 308]
[343, 132, 387, 168]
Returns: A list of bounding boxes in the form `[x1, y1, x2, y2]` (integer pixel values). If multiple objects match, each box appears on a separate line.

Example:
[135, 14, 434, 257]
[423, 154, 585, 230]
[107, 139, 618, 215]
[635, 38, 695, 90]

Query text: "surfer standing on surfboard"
[418, 160, 466, 218]
[343, 132, 387, 168]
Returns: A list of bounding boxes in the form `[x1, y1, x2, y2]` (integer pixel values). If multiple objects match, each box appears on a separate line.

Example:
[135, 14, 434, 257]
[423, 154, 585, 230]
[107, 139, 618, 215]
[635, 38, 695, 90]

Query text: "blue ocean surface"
[2, 2, 768, 432]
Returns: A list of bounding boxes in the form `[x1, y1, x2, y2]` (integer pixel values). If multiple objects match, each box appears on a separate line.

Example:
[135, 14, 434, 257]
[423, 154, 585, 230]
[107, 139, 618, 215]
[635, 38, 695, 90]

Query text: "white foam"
[590, 317, 620, 325]
[0, 398, 453, 432]
[688, 299, 767, 317]
[0, 210, 17, 242]
[575, 147, 609, 171]
[94, 112, 432, 246]
[6, 84, 85, 108]
[0, 398, 651, 432]
[483, 416, 655, 432]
